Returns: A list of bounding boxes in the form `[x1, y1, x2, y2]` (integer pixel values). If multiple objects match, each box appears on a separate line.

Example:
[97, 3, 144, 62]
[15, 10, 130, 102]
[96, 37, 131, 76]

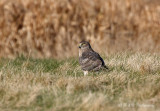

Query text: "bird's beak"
[79, 44, 81, 48]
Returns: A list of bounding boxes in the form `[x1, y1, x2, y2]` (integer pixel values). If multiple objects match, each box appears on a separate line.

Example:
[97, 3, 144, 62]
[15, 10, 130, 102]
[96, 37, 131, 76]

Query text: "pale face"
[78, 41, 90, 50]
[78, 41, 91, 56]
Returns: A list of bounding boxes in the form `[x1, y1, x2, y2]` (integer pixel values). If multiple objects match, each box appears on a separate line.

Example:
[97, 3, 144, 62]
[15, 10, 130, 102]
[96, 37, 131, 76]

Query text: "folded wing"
[79, 51, 105, 71]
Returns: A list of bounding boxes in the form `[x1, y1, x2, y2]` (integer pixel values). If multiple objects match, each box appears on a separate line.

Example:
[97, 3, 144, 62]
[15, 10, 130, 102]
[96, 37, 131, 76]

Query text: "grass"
[0, 52, 160, 111]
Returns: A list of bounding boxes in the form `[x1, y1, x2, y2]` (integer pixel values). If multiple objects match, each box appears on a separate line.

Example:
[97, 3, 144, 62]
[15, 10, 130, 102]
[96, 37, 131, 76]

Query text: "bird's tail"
[102, 65, 109, 70]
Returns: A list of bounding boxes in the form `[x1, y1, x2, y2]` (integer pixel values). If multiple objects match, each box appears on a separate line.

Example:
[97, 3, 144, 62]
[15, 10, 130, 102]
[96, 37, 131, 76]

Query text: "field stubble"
[0, 52, 160, 111]
[0, 0, 160, 58]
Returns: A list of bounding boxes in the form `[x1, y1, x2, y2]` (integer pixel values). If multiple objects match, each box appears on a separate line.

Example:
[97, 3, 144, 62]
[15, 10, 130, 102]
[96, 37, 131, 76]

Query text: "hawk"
[79, 41, 108, 76]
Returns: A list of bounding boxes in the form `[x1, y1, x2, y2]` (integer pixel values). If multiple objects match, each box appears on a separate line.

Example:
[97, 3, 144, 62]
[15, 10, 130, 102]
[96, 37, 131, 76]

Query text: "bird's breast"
[79, 50, 82, 57]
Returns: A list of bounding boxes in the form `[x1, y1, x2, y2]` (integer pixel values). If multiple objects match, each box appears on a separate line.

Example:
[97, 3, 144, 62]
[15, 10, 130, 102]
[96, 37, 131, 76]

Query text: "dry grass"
[0, 52, 160, 111]
[0, 0, 160, 58]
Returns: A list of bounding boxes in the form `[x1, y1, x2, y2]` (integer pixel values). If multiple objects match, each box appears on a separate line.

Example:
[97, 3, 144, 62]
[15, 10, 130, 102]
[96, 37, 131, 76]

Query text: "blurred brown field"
[0, 0, 159, 58]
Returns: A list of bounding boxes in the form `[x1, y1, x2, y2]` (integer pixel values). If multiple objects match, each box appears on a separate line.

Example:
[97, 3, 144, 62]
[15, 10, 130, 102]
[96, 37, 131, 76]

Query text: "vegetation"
[0, 0, 159, 110]
[0, 52, 160, 111]
[0, 0, 160, 58]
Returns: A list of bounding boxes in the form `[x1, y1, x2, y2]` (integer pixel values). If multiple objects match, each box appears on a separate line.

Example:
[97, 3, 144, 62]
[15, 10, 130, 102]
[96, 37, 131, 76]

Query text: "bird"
[78, 41, 108, 76]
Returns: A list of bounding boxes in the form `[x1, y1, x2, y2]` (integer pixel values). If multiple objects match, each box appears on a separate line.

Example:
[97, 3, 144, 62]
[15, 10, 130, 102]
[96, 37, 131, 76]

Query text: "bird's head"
[79, 41, 91, 51]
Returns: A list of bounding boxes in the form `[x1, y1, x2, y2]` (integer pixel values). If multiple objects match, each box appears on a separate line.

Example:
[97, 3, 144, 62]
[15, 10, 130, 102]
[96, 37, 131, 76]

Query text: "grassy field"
[0, 52, 160, 111]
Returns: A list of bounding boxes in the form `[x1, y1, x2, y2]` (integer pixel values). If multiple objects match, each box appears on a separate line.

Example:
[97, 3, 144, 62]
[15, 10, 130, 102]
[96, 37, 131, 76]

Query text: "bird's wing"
[79, 51, 103, 71]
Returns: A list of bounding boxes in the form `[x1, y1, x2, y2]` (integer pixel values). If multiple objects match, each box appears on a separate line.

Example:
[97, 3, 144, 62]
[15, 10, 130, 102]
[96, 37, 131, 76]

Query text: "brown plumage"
[79, 41, 108, 76]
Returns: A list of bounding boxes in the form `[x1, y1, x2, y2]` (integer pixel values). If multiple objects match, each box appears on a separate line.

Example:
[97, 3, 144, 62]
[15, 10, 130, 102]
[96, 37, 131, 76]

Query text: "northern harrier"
[79, 41, 108, 76]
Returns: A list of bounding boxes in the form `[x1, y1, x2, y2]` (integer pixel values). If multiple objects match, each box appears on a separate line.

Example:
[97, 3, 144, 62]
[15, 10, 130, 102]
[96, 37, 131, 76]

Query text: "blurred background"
[0, 0, 159, 58]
